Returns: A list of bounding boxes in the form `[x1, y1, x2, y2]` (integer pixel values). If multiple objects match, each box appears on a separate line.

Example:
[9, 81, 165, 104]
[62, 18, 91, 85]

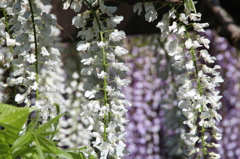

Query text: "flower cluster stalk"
[151, 1, 223, 158]
[186, 30, 207, 158]
[85, 0, 109, 142]
[65, 0, 131, 158]
[28, 0, 39, 101]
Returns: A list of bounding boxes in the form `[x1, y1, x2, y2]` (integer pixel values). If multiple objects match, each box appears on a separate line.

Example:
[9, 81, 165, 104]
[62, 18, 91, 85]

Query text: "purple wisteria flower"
[122, 35, 187, 158]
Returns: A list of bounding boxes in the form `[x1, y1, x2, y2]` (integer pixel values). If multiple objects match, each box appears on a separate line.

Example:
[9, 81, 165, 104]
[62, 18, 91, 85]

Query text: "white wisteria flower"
[158, 4, 224, 158]
[81, 57, 94, 65]
[189, 12, 202, 21]
[41, 47, 50, 56]
[77, 42, 90, 51]
[97, 71, 107, 79]
[185, 38, 193, 49]
[72, 14, 85, 28]
[6, 37, 19, 46]
[81, 67, 93, 75]
[169, 21, 178, 33]
[114, 46, 128, 56]
[193, 23, 209, 32]
[197, 36, 210, 49]
[156, 13, 169, 37]
[111, 15, 124, 24]
[145, 8, 157, 22]
[115, 77, 131, 87]
[109, 30, 126, 42]
[200, 49, 215, 63]
[179, 13, 188, 24]
[25, 54, 36, 63]
[133, 3, 142, 15]
[15, 93, 26, 104]
[112, 62, 129, 72]
[185, 60, 194, 70]
[85, 90, 97, 99]
[97, 41, 107, 48]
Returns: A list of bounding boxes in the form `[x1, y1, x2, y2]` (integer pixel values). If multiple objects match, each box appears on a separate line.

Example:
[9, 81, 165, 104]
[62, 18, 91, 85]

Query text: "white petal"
[77, 42, 90, 51]
[41, 47, 50, 56]
[15, 94, 25, 104]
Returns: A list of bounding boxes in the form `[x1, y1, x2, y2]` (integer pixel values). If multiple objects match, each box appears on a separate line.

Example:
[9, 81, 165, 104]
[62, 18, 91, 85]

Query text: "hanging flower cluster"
[0, 0, 227, 158]
[122, 36, 164, 159]
[153, 4, 223, 159]
[122, 35, 188, 158]
[63, 0, 131, 158]
[0, 0, 62, 124]
[56, 45, 92, 149]
[202, 29, 240, 158]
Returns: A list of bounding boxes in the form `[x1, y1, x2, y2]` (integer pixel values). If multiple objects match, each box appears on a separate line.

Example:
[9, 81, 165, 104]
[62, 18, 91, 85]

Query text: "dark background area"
[51, 0, 240, 49]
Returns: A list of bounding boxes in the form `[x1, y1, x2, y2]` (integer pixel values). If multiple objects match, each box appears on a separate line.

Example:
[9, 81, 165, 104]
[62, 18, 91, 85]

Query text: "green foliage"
[0, 103, 90, 159]
[35, 113, 65, 134]
[0, 103, 36, 159]
[68, 149, 96, 159]
[0, 103, 36, 144]
[0, 131, 12, 159]
[184, 0, 197, 13]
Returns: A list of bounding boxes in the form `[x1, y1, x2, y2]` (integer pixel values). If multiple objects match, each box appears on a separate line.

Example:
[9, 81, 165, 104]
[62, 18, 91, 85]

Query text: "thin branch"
[107, 0, 182, 4]
[56, 23, 75, 42]
[203, 0, 240, 49]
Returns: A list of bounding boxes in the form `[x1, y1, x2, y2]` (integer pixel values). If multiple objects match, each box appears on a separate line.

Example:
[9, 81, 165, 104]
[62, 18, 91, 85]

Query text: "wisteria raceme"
[132, 2, 223, 158]
[0, 8, 11, 103]
[34, 0, 66, 123]
[64, 0, 131, 158]
[155, 5, 223, 158]
[56, 44, 91, 149]
[0, 0, 63, 124]
[3, 1, 39, 108]
[123, 37, 163, 159]
[201, 29, 240, 159]
[0, 0, 231, 158]
[122, 35, 188, 158]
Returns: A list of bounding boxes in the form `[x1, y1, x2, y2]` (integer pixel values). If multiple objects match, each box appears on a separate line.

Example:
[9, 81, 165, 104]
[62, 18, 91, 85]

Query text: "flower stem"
[28, 0, 41, 129]
[186, 31, 206, 158]
[28, 0, 39, 101]
[85, 0, 109, 142]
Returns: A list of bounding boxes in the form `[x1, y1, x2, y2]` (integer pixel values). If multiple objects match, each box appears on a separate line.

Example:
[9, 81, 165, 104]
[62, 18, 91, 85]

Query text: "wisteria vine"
[0, 0, 227, 158]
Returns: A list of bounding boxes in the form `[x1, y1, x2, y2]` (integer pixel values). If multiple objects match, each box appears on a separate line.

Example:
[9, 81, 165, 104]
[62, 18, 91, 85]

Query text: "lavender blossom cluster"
[122, 35, 187, 159]
[121, 30, 240, 158]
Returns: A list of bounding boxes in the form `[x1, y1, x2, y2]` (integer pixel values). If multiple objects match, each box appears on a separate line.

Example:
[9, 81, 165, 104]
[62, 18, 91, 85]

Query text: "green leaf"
[188, 0, 196, 13]
[0, 130, 12, 159]
[0, 103, 36, 132]
[35, 113, 66, 134]
[53, 103, 60, 134]
[68, 152, 86, 159]
[11, 132, 33, 151]
[38, 131, 58, 137]
[12, 145, 38, 159]
[0, 154, 12, 159]
[37, 135, 73, 159]
[53, 103, 60, 116]
[0, 103, 36, 145]
[184, 0, 196, 14]
[89, 154, 95, 159]
[0, 132, 12, 159]
[78, 146, 87, 150]
[34, 134, 45, 159]
[0, 122, 20, 145]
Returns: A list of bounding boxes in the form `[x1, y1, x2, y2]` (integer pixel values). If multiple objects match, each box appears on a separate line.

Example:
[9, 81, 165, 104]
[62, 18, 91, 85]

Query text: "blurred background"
[50, 0, 240, 158]
[1, 0, 239, 158]
[49, 1, 240, 158]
